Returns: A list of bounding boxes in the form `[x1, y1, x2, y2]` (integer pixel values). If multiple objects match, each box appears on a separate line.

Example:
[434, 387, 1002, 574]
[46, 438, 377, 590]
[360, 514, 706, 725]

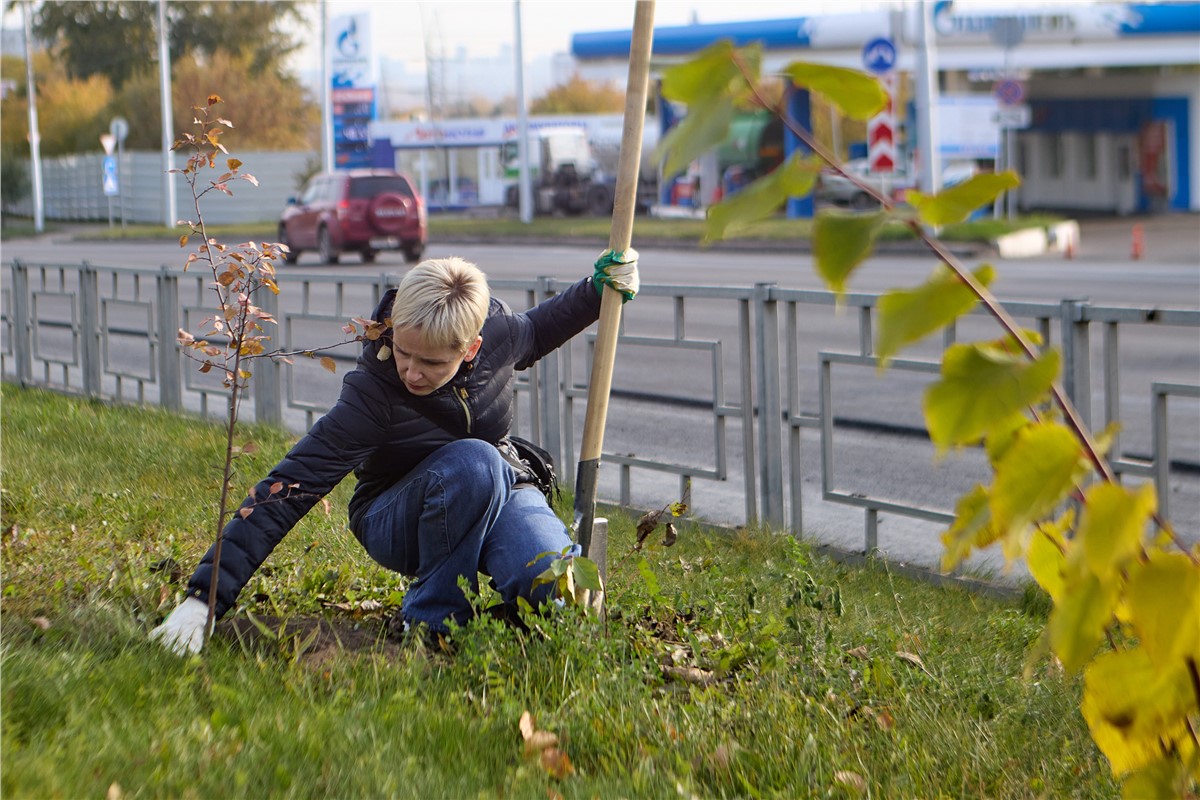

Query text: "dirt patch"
[216, 614, 402, 667]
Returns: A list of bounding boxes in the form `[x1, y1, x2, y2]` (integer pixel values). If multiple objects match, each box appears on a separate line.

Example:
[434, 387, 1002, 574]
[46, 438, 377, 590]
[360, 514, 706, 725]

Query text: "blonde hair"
[392, 257, 490, 351]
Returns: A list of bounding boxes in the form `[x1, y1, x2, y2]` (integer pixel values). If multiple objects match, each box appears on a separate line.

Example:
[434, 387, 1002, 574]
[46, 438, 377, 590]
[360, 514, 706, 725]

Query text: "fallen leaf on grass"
[519, 711, 572, 779]
[896, 650, 936, 679]
[869, 707, 895, 732]
[31, 617, 51, 631]
[846, 644, 869, 660]
[662, 665, 716, 686]
[540, 747, 575, 779]
[833, 770, 867, 793]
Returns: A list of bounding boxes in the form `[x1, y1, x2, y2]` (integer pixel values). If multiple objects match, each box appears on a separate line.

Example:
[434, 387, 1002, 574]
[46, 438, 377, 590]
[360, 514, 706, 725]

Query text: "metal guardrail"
[4, 259, 1198, 560]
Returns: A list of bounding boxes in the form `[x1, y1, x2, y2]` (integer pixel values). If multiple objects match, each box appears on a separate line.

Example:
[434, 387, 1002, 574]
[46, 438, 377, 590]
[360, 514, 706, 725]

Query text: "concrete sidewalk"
[1072, 213, 1200, 263]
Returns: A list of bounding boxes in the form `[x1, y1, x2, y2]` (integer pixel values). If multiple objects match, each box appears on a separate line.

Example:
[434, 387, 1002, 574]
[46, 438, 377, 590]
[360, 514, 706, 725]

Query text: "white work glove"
[592, 247, 639, 302]
[150, 596, 210, 656]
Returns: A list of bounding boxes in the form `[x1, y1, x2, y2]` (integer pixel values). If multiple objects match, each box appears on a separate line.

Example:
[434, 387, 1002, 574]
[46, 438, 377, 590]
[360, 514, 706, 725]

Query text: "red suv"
[279, 170, 427, 265]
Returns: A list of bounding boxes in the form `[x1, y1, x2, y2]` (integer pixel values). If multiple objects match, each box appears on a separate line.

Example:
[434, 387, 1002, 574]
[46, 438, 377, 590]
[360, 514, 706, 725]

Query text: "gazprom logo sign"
[932, 1, 1078, 39]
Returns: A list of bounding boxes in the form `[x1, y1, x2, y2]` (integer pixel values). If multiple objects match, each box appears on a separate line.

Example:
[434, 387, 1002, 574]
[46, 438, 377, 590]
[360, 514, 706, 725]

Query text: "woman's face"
[392, 326, 481, 396]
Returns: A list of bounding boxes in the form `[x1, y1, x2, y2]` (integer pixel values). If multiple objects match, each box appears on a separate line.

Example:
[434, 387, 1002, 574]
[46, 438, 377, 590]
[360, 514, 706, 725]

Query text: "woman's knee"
[431, 439, 510, 485]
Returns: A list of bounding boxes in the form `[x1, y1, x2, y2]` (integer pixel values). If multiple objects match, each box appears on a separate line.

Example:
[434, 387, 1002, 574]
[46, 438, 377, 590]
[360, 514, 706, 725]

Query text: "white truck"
[501, 124, 659, 216]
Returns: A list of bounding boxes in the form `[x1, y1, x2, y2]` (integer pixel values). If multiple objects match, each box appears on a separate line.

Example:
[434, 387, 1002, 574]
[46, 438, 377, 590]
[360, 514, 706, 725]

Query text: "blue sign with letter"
[862, 36, 897, 74]
[102, 155, 119, 197]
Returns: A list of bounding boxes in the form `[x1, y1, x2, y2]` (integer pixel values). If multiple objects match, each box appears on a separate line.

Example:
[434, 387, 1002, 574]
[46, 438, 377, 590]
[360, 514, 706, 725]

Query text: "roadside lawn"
[1, 385, 1115, 798]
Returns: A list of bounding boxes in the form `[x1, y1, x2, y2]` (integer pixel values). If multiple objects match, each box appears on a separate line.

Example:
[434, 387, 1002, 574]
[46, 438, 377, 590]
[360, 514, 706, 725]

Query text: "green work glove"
[592, 248, 639, 302]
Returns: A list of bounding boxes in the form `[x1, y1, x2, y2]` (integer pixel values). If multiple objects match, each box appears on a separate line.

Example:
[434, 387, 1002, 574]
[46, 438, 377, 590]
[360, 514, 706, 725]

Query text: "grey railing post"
[754, 282, 784, 527]
[1060, 298, 1091, 428]
[156, 266, 182, 412]
[537, 277, 563, 468]
[79, 263, 102, 398]
[254, 282, 283, 427]
[10, 261, 33, 386]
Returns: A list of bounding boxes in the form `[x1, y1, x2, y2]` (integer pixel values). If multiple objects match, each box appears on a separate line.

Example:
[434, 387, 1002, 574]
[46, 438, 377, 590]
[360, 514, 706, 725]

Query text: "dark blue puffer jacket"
[186, 276, 602, 617]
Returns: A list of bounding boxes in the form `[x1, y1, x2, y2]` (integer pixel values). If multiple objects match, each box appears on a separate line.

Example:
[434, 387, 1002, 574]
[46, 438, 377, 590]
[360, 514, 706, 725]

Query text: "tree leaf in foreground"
[654, 95, 736, 180]
[659, 41, 760, 105]
[704, 154, 820, 243]
[812, 209, 887, 296]
[923, 343, 1059, 449]
[876, 264, 995, 364]
[782, 62, 887, 120]
[907, 171, 1022, 226]
[990, 421, 1085, 539]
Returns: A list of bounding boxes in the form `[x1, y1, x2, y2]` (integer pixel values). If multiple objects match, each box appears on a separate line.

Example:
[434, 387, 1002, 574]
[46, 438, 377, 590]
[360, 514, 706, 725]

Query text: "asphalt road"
[4, 220, 1197, 581]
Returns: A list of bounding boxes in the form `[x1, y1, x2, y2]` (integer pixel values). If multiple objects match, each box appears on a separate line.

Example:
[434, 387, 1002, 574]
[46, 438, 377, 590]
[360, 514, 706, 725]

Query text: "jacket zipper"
[454, 386, 472, 433]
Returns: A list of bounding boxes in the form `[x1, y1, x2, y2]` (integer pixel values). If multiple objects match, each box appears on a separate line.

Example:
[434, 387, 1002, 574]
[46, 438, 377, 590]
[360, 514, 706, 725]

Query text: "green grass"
[1, 385, 1115, 799]
[12, 210, 1061, 247]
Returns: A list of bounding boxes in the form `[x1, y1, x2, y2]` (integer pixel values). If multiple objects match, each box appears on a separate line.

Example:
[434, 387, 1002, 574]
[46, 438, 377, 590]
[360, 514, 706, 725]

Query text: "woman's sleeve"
[511, 276, 603, 370]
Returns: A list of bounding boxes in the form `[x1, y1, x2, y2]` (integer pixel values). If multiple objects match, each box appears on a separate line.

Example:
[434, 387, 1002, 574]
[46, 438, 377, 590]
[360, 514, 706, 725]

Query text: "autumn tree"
[0, 52, 116, 157]
[530, 73, 625, 114]
[32, 0, 309, 89]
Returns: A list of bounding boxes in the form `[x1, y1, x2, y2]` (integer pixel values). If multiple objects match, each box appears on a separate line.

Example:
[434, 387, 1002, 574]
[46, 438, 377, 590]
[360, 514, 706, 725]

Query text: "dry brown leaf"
[635, 508, 663, 549]
[833, 770, 867, 792]
[524, 730, 560, 755]
[540, 747, 575, 780]
[519, 710, 535, 741]
[663, 521, 678, 547]
[663, 665, 716, 686]
[846, 644, 869, 660]
[873, 708, 895, 731]
[896, 650, 935, 678]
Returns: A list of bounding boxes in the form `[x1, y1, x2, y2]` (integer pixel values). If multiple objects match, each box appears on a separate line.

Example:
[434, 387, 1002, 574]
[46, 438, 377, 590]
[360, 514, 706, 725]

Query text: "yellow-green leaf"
[655, 95, 736, 179]
[940, 484, 997, 570]
[907, 171, 1022, 226]
[924, 344, 1059, 449]
[660, 41, 759, 105]
[1079, 482, 1156, 579]
[782, 62, 887, 120]
[983, 412, 1031, 467]
[1049, 572, 1116, 673]
[1120, 758, 1188, 800]
[1126, 551, 1200, 668]
[704, 154, 819, 242]
[876, 264, 994, 364]
[1028, 523, 1068, 602]
[570, 555, 603, 592]
[812, 209, 887, 296]
[1082, 647, 1197, 774]
[991, 421, 1084, 537]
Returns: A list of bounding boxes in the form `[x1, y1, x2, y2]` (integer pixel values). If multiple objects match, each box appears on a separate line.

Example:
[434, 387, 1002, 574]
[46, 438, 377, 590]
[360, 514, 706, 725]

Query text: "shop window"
[1047, 134, 1065, 178]
[1080, 136, 1098, 180]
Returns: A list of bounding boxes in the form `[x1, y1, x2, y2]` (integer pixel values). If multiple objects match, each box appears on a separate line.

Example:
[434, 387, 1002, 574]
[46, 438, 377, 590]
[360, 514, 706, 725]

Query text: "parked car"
[816, 159, 978, 210]
[279, 170, 427, 265]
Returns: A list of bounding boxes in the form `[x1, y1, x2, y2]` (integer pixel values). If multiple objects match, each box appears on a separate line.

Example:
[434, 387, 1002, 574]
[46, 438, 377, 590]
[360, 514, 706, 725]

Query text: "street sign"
[99, 133, 116, 156]
[862, 37, 897, 75]
[994, 78, 1025, 107]
[996, 104, 1032, 129]
[867, 72, 896, 173]
[109, 117, 129, 144]
[102, 155, 119, 196]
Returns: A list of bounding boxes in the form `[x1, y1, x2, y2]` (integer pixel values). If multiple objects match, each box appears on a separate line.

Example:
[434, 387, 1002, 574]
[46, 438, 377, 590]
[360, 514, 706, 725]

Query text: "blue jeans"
[358, 439, 577, 632]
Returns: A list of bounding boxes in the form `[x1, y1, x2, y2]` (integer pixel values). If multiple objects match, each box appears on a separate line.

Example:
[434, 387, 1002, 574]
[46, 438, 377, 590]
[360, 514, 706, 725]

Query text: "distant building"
[572, 1, 1200, 215]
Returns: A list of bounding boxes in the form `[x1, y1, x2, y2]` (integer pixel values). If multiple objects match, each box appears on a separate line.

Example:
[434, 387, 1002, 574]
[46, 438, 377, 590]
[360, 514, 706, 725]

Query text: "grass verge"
[1, 211, 1061, 247]
[1, 385, 1114, 798]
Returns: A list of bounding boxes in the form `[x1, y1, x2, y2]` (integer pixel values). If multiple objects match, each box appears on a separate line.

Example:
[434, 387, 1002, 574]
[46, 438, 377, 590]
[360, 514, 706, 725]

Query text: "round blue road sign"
[862, 37, 897, 74]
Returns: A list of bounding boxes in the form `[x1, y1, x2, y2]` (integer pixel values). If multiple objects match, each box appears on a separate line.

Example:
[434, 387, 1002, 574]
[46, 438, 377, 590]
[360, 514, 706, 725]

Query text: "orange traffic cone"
[1131, 223, 1145, 260]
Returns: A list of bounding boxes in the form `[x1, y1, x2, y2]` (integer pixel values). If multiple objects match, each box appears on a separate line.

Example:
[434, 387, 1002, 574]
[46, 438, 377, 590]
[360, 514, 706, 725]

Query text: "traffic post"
[862, 37, 897, 201]
[100, 133, 118, 228]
